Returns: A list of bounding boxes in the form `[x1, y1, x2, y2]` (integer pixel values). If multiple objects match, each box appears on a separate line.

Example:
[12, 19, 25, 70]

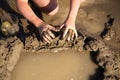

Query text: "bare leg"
[32, 0, 59, 16]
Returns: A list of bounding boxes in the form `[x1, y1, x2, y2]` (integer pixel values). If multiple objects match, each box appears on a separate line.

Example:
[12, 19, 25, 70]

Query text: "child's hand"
[37, 22, 56, 43]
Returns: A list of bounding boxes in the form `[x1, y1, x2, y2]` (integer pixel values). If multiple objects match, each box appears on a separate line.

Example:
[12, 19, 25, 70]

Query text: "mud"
[0, 0, 120, 80]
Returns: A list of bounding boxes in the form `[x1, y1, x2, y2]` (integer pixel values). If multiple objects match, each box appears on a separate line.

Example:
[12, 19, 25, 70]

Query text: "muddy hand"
[37, 23, 56, 43]
[60, 23, 78, 41]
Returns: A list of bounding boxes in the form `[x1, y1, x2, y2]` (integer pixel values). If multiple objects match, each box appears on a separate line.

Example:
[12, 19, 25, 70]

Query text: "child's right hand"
[37, 22, 56, 43]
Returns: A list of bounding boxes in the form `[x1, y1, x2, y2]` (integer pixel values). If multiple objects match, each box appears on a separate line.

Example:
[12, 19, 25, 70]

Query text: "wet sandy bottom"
[11, 50, 97, 80]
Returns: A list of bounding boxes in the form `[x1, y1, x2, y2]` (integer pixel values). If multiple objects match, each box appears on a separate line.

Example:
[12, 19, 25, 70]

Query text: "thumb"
[48, 25, 57, 31]
[48, 25, 61, 31]
[54, 24, 65, 31]
[60, 24, 65, 29]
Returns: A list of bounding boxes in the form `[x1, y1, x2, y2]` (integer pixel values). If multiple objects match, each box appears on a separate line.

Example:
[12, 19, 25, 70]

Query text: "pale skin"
[16, 0, 86, 43]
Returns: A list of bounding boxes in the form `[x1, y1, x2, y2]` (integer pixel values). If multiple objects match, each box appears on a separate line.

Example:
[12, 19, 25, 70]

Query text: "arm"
[16, 0, 43, 27]
[68, 0, 85, 22]
[61, 0, 85, 40]
[16, 0, 56, 43]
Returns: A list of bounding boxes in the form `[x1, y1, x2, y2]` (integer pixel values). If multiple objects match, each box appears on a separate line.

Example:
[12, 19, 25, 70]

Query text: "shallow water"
[11, 50, 97, 80]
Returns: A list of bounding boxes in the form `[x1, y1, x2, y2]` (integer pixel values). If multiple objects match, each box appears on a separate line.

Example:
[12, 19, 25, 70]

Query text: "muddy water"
[11, 50, 97, 80]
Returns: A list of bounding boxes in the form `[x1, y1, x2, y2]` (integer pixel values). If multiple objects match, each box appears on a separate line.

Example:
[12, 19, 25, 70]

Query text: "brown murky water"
[11, 50, 97, 80]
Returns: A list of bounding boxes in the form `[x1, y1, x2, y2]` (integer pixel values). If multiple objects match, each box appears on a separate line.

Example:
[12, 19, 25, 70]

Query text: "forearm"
[68, 0, 84, 21]
[16, 0, 43, 27]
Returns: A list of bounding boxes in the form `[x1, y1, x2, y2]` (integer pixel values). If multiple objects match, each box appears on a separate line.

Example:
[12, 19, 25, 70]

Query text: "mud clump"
[0, 37, 23, 80]
[100, 14, 115, 41]
[85, 39, 120, 80]
[24, 32, 85, 53]
[0, 8, 19, 37]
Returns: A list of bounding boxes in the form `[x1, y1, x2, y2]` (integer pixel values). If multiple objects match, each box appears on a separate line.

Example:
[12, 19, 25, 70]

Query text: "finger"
[44, 32, 52, 42]
[48, 25, 57, 31]
[63, 27, 69, 38]
[74, 29, 78, 38]
[60, 24, 65, 29]
[42, 32, 52, 43]
[67, 29, 72, 41]
[47, 30, 55, 39]
[71, 30, 75, 41]
[42, 35, 50, 43]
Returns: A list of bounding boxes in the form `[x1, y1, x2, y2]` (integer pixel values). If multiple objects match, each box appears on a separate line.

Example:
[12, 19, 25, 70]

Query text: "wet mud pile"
[85, 38, 120, 80]
[0, 37, 23, 80]
[0, 1, 120, 80]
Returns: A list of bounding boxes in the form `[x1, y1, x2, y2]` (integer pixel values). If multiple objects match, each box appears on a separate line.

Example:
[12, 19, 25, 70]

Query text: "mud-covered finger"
[74, 29, 78, 38]
[71, 30, 75, 41]
[67, 35, 71, 41]
[42, 35, 50, 43]
[67, 29, 72, 41]
[47, 30, 55, 38]
[44, 32, 52, 42]
[63, 27, 69, 38]
[42, 32, 51, 43]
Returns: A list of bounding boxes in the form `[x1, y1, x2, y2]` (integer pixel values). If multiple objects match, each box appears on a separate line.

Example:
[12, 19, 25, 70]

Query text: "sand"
[0, 0, 120, 80]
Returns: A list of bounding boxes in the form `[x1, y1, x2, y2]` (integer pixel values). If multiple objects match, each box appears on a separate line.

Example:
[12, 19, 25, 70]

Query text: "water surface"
[11, 50, 97, 80]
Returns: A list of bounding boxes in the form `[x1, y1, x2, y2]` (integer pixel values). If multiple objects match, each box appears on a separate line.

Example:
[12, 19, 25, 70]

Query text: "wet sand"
[0, 0, 120, 80]
[11, 50, 97, 80]
[81, 0, 120, 50]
